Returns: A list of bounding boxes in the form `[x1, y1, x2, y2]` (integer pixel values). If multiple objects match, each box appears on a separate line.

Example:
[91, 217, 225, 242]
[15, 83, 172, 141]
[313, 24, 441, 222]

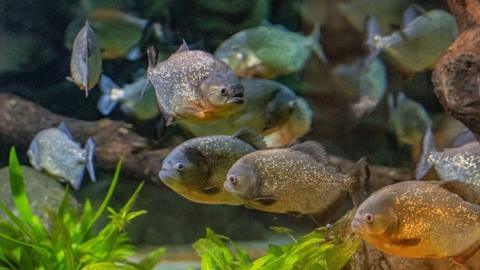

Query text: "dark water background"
[0, 0, 451, 246]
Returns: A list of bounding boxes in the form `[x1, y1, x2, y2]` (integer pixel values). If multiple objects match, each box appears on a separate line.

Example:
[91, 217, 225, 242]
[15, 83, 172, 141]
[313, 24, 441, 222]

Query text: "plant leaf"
[8, 147, 33, 223]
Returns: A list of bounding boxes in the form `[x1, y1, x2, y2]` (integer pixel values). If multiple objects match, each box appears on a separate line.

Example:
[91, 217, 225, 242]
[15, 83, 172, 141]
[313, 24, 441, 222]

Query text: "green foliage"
[193, 227, 360, 270]
[0, 147, 165, 270]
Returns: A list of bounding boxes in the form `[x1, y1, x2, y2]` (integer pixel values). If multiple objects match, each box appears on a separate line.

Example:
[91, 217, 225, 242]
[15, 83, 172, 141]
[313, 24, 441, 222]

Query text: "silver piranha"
[159, 128, 265, 205]
[214, 24, 327, 79]
[147, 41, 244, 126]
[224, 141, 369, 215]
[416, 128, 480, 186]
[27, 123, 96, 189]
[68, 20, 103, 96]
[97, 74, 159, 121]
[365, 6, 457, 74]
[352, 181, 480, 260]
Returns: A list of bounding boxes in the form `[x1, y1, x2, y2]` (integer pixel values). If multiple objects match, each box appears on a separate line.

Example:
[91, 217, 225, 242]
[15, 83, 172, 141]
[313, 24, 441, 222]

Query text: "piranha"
[339, 0, 411, 34]
[68, 20, 102, 96]
[263, 97, 313, 148]
[158, 128, 265, 205]
[352, 180, 480, 261]
[97, 74, 158, 121]
[147, 41, 244, 126]
[178, 78, 312, 147]
[88, 9, 148, 60]
[224, 141, 369, 215]
[333, 57, 387, 118]
[365, 5, 458, 74]
[27, 123, 96, 190]
[415, 128, 480, 186]
[388, 92, 431, 146]
[214, 24, 327, 79]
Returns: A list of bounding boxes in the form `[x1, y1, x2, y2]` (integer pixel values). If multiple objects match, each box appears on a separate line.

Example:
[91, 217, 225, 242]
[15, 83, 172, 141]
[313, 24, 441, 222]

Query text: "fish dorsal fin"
[58, 122, 73, 139]
[436, 180, 480, 205]
[290, 141, 329, 164]
[452, 128, 478, 148]
[403, 4, 427, 26]
[233, 128, 266, 149]
[175, 39, 189, 54]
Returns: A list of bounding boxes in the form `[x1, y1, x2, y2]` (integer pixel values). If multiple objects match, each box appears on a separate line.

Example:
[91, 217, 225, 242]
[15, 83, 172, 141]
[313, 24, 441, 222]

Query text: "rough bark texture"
[433, 0, 480, 141]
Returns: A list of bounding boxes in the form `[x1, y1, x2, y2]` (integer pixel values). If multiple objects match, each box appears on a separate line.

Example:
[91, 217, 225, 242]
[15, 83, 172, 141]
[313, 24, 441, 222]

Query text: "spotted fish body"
[27, 124, 96, 190]
[159, 129, 265, 205]
[416, 128, 480, 186]
[224, 142, 368, 214]
[352, 181, 480, 259]
[147, 43, 244, 124]
[215, 25, 326, 79]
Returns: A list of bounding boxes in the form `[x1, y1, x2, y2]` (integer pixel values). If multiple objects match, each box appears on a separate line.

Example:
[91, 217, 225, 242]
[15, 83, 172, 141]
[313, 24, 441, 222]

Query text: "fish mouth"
[158, 169, 179, 183]
[227, 96, 244, 104]
[351, 218, 364, 234]
[223, 179, 235, 193]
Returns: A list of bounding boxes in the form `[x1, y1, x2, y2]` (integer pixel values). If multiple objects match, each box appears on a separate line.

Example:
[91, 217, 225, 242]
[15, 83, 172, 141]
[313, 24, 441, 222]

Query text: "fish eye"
[364, 213, 374, 223]
[228, 175, 237, 185]
[220, 88, 228, 96]
[174, 163, 185, 171]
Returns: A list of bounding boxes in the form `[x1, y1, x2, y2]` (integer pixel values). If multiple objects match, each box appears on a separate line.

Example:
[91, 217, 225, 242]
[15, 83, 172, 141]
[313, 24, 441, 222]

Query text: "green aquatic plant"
[193, 226, 360, 270]
[0, 147, 165, 270]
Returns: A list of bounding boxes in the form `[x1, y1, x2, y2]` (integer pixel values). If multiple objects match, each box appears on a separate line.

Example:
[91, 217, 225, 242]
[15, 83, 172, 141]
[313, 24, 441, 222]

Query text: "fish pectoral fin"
[391, 238, 421, 247]
[437, 180, 480, 205]
[254, 196, 276, 206]
[202, 186, 220, 195]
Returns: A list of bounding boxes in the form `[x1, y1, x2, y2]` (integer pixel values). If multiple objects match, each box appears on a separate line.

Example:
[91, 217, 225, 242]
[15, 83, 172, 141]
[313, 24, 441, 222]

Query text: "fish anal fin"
[437, 180, 480, 205]
[290, 141, 329, 164]
[233, 128, 266, 149]
[254, 196, 276, 206]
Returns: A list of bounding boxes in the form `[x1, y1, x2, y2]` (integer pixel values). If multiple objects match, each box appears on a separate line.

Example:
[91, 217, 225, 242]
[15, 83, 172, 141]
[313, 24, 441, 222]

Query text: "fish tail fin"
[362, 15, 382, 68]
[309, 21, 328, 64]
[85, 138, 96, 182]
[347, 157, 370, 208]
[415, 127, 436, 180]
[97, 75, 119, 115]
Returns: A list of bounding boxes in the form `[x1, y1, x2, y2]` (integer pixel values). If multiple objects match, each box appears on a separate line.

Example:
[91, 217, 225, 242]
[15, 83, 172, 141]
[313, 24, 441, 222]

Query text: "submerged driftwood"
[433, 0, 480, 141]
[0, 93, 412, 187]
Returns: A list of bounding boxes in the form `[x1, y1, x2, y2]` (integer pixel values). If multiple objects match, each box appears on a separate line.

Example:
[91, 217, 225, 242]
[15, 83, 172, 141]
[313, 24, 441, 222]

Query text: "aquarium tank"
[2, 0, 480, 269]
